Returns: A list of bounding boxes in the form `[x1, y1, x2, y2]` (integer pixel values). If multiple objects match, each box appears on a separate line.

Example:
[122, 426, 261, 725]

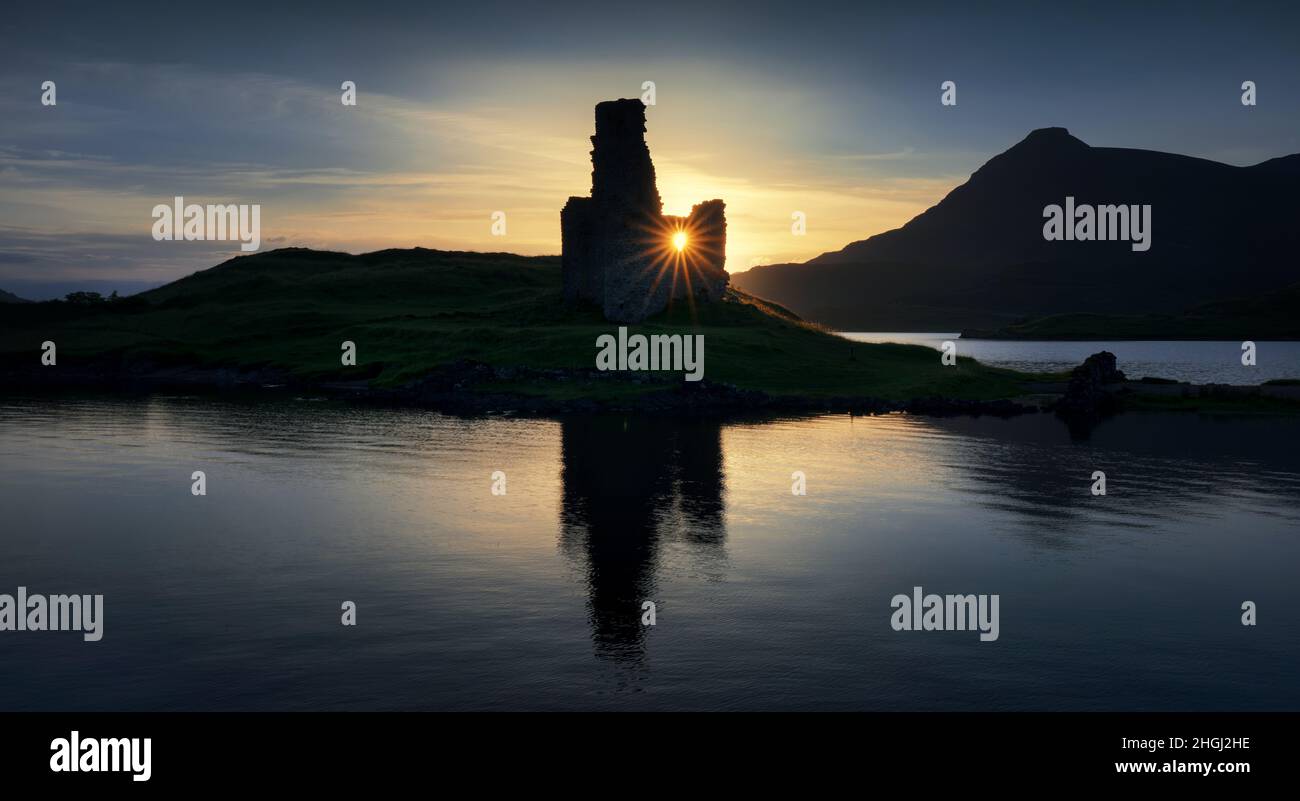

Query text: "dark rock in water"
[562, 99, 728, 323]
[1090, 351, 1125, 382]
[1056, 350, 1127, 416]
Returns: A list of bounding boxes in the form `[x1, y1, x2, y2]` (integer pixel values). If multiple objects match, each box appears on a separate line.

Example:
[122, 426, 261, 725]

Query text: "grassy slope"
[0, 248, 1032, 401]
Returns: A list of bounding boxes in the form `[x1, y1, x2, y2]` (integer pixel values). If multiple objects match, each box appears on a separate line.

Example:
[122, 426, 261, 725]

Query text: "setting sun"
[672, 231, 687, 252]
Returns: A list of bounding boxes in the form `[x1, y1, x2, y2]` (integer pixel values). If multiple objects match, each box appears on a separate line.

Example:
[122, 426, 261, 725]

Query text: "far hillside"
[731, 128, 1300, 336]
[965, 282, 1300, 339]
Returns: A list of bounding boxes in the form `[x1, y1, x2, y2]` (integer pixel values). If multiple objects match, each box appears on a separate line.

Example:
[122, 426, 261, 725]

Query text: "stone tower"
[562, 99, 728, 323]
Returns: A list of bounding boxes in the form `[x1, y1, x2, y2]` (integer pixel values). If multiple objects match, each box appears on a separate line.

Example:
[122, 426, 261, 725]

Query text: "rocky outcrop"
[1056, 351, 1128, 415]
[562, 99, 728, 322]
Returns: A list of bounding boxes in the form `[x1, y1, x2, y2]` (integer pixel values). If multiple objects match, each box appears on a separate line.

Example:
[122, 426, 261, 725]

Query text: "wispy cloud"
[1, 56, 977, 291]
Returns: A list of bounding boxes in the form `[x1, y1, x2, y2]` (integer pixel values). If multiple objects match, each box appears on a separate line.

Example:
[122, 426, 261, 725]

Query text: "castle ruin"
[562, 99, 728, 323]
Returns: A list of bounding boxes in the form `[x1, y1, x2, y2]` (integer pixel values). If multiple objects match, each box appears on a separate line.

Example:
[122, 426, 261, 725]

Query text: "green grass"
[0, 247, 1033, 402]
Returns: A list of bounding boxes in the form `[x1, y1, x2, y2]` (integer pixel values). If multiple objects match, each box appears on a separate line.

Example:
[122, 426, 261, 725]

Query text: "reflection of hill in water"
[920, 412, 1300, 549]
[559, 416, 726, 665]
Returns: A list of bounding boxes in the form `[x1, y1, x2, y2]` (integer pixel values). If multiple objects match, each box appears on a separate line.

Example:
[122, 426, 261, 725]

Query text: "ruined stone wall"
[590, 99, 662, 215]
[560, 196, 594, 304]
[680, 199, 728, 303]
[561, 99, 728, 323]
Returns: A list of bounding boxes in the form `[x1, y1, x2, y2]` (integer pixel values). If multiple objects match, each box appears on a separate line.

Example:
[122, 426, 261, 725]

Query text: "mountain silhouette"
[0, 288, 30, 303]
[732, 128, 1300, 332]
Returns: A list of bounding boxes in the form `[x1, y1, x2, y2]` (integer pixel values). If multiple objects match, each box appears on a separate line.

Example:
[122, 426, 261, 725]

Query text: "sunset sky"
[3, 0, 1299, 298]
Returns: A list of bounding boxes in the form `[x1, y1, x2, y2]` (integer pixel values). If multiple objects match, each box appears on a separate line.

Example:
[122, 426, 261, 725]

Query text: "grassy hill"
[0, 248, 1033, 405]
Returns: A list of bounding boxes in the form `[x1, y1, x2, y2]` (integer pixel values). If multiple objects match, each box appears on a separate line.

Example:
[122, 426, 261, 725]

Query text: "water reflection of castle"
[559, 416, 726, 664]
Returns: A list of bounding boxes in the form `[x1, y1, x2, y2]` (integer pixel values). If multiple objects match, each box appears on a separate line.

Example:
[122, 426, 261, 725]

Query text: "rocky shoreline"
[388, 361, 1041, 416]
[0, 358, 1041, 418]
[5, 352, 1297, 419]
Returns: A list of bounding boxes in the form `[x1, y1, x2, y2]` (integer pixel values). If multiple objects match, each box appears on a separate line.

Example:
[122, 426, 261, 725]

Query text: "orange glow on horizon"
[626, 213, 725, 322]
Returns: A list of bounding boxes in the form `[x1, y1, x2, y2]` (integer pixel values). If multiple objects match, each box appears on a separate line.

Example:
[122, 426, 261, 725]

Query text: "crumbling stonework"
[562, 99, 728, 323]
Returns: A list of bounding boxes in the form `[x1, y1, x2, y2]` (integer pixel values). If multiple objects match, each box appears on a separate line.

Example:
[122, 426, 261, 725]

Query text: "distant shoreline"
[959, 330, 1300, 342]
[843, 331, 1300, 343]
[6, 358, 1300, 420]
[0, 360, 1040, 418]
